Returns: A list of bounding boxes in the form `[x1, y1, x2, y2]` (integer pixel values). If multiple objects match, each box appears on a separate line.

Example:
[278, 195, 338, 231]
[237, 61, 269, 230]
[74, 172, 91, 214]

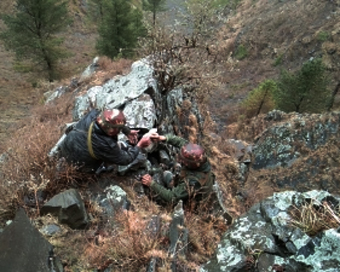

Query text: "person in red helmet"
[140, 134, 215, 208]
[59, 108, 151, 173]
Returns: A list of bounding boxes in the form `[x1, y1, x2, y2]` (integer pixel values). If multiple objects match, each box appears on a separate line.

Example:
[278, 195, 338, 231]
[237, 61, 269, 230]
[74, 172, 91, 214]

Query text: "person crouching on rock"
[59, 108, 151, 174]
[140, 134, 215, 210]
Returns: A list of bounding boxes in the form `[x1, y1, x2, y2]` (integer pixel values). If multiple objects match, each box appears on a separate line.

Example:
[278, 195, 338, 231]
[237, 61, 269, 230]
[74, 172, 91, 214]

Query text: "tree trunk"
[327, 81, 340, 111]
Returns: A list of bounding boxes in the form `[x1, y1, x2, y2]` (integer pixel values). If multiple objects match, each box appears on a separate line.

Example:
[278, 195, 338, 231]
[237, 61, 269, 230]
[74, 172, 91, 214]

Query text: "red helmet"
[178, 143, 207, 169]
[96, 109, 126, 136]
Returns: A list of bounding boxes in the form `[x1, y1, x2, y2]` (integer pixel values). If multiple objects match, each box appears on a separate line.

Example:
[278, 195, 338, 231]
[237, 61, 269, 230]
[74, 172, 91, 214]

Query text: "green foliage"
[234, 44, 248, 60]
[0, 0, 71, 81]
[241, 80, 277, 117]
[274, 58, 331, 113]
[273, 53, 284, 67]
[96, 0, 146, 59]
[12, 61, 32, 73]
[229, 0, 242, 10]
[142, 0, 167, 25]
[131, 7, 147, 38]
[317, 31, 329, 42]
[87, 0, 106, 22]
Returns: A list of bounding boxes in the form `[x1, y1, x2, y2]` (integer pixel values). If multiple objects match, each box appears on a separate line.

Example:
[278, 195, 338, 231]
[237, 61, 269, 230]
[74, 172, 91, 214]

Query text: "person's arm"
[150, 181, 189, 203]
[141, 174, 189, 203]
[92, 136, 150, 166]
[155, 134, 188, 149]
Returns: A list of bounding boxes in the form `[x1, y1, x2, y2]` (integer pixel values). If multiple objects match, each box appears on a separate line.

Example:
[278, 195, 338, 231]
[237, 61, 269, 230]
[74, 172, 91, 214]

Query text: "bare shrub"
[81, 209, 170, 271]
[185, 212, 227, 264]
[0, 95, 94, 220]
[201, 119, 242, 218]
[289, 199, 340, 236]
[97, 56, 133, 76]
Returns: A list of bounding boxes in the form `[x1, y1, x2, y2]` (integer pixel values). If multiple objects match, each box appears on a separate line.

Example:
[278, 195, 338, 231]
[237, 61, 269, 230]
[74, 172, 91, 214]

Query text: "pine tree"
[87, 0, 106, 23]
[96, 0, 145, 59]
[241, 80, 277, 117]
[0, 0, 71, 81]
[142, 0, 167, 26]
[274, 58, 331, 113]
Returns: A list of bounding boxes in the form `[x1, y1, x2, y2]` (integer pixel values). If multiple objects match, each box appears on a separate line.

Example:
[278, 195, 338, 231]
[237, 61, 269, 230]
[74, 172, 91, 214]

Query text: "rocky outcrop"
[0, 209, 63, 272]
[253, 110, 340, 170]
[40, 189, 88, 229]
[242, 110, 340, 195]
[201, 190, 340, 272]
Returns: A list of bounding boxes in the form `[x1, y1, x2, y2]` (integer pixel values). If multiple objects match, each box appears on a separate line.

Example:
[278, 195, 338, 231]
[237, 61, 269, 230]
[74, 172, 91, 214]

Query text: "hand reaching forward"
[141, 174, 152, 186]
[149, 133, 166, 142]
[137, 137, 151, 148]
[127, 130, 139, 145]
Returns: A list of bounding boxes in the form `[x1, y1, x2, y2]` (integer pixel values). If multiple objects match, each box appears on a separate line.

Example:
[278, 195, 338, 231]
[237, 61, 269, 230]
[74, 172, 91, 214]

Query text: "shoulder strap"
[183, 169, 210, 187]
[87, 121, 99, 160]
[180, 169, 206, 188]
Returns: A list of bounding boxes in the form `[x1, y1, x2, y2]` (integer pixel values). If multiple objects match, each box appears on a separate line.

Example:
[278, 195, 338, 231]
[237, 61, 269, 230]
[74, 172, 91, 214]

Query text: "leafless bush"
[289, 199, 340, 236]
[0, 94, 94, 220]
[97, 57, 133, 76]
[80, 207, 170, 271]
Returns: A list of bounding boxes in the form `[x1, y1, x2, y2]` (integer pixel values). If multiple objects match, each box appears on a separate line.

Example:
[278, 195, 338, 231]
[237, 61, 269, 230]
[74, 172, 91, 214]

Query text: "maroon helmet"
[178, 143, 207, 169]
[96, 109, 126, 136]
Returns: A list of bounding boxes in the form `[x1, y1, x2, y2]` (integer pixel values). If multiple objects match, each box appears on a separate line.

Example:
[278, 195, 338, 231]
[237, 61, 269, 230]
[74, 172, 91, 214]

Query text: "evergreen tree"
[131, 7, 147, 39]
[96, 0, 145, 59]
[241, 80, 277, 117]
[0, 0, 71, 81]
[274, 58, 331, 113]
[87, 0, 106, 23]
[142, 0, 167, 26]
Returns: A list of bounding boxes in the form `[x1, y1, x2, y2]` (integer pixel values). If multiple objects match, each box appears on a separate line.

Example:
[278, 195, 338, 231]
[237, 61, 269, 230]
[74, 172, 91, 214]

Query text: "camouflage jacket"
[150, 134, 215, 205]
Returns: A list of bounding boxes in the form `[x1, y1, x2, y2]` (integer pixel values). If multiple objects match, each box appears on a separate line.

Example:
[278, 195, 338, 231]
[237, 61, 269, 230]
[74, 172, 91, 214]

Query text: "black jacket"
[59, 109, 140, 172]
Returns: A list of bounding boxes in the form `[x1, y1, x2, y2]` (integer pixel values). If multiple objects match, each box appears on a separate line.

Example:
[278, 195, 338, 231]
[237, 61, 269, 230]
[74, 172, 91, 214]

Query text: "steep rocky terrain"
[1, 0, 340, 143]
[208, 0, 340, 127]
[1, 1, 340, 271]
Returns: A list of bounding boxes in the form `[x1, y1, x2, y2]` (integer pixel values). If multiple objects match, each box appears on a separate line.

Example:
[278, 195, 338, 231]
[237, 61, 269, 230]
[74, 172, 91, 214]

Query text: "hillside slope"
[0, 0, 340, 142]
[0, 0, 97, 144]
[208, 0, 340, 127]
[1, 1, 340, 270]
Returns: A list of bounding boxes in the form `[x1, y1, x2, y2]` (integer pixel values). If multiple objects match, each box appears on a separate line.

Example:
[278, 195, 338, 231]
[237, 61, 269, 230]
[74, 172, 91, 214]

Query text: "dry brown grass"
[97, 57, 133, 74]
[1, 0, 339, 270]
[185, 212, 227, 262]
[0, 92, 95, 221]
[81, 210, 163, 271]
[240, 172, 276, 213]
[76, 57, 134, 87]
[289, 199, 340, 237]
[57, 182, 231, 271]
[201, 129, 243, 217]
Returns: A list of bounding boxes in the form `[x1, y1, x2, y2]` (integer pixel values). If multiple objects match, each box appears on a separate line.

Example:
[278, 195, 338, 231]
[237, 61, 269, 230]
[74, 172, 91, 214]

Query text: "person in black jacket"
[59, 108, 151, 173]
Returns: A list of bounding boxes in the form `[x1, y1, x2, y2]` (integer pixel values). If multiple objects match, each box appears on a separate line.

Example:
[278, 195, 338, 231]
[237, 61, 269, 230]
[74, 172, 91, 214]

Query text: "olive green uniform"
[150, 134, 215, 205]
